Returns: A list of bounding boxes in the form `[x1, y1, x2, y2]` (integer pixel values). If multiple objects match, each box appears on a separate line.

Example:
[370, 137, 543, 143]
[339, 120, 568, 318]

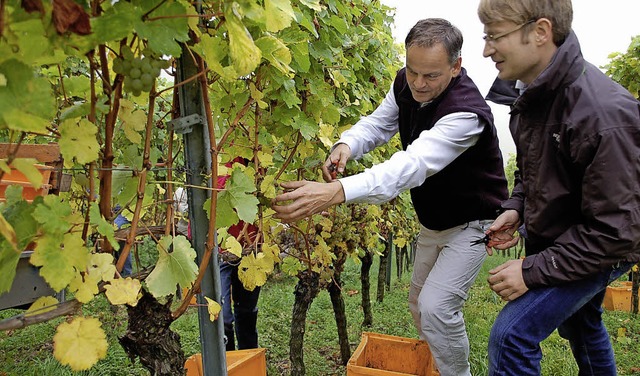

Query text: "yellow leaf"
[225, 3, 261, 76]
[11, 158, 43, 188]
[617, 327, 627, 338]
[204, 296, 222, 321]
[261, 243, 281, 264]
[26, 296, 59, 317]
[238, 253, 274, 291]
[53, 317, 108, 371]
[69, 271, 101, 303]
[89, 253, 116, 283]
[105, 277, 142, 306]
[259, 175, 276, 199]
[224, 235, 243, 258]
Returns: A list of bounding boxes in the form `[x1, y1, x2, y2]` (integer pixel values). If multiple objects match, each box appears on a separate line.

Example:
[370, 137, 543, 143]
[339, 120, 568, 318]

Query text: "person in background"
[479, 0, 640, 374]
[113, 204, 133, 276]
[218, 158, 262, 351]
[172, 186, 189, 237]
[273, 18, 508, 375]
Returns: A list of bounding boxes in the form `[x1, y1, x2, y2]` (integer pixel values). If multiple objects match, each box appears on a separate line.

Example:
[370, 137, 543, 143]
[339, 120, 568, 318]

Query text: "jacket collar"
[513, 30, 585, 112]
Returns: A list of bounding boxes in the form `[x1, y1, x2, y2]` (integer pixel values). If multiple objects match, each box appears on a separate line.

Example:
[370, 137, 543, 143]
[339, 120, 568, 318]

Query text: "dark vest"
[394, 67, 508, 230]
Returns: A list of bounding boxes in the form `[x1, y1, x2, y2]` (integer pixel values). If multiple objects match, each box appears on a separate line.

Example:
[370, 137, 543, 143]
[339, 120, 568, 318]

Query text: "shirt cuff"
[338, 174, 369, 203]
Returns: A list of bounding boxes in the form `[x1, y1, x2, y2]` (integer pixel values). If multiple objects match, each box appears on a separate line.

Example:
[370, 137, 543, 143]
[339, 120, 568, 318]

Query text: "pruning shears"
[470, 234, 490, 246]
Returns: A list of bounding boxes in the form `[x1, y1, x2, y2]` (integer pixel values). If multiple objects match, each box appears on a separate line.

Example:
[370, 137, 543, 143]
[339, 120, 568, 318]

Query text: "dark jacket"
[488, 31, 640, 288]
[394, 67, 508, 230]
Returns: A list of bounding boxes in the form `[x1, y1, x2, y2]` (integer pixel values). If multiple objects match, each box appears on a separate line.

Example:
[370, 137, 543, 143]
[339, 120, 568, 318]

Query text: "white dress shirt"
[337, 86, 485, 204]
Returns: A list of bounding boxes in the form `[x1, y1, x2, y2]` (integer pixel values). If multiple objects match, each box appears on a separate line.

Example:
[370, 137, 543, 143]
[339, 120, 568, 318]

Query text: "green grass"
[2, 252, 639, 375]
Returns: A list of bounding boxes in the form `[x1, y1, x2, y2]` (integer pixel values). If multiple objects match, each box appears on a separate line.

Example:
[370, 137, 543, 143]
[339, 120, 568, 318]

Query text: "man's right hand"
[322, 143, 351, 182]
[484, 209, 521, 255]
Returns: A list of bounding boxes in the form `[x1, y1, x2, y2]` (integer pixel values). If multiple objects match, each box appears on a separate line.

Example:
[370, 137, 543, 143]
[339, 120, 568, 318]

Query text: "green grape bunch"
[112, 47, 171, 96]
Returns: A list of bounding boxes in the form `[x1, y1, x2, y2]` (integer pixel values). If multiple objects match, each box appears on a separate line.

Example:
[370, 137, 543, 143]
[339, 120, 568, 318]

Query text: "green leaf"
[225, 3, 262, 76]
[256, 35, 293, 74]
[0, 59, 56, 132]
[134, 0, 191, 57]
[89, 204, 119, 251]
[299, 0, 323, 11]
[59, 118, 100, 166]
[214, 193, 240, 228]
[290, 42, 311, 72]
[33, 195, 72, 235]
[92, 2, 140, 43]
[225, 169, 259, 223]
[31, 233, 89, 292]
[145, 235, 198, 297]
[0, 244, 21, 294]
[193, 34, 237, 80]
[265, 0, 295, 33]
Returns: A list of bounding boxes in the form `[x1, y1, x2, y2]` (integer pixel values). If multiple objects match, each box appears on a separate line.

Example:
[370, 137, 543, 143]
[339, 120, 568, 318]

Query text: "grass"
[1, 251, 639, 375]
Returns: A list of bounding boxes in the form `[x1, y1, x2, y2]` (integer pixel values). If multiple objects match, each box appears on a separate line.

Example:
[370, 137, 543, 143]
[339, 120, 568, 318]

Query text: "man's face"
[405, 43, 461, 103]
[482, 21, 542, 84]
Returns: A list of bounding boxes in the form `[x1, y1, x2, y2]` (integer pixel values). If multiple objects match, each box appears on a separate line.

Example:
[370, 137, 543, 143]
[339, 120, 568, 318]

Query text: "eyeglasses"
[483, 20, 536, 44]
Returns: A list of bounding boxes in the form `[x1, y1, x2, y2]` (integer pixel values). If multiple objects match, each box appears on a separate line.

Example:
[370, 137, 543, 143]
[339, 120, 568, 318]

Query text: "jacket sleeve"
[501, 169, 525, 216]
[522, 125, 640, 288]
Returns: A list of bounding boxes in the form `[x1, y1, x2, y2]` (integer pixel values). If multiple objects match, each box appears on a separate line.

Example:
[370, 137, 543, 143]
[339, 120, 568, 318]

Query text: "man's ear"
[533, 18, 553, 46]
[452, 56, 462, 77]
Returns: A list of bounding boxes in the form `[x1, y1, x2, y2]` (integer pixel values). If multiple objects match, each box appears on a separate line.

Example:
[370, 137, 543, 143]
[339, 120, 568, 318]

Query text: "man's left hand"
[487, 259, 528, 301]
[272, 180, 345, 223]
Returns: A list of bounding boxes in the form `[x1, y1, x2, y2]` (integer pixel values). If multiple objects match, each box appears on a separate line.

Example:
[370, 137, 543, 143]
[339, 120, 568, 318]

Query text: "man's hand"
[484, 209, 521, 255]
[322, 144, 351, 182]
[272, 180, 346, 223]
[487, 259, 528, 301]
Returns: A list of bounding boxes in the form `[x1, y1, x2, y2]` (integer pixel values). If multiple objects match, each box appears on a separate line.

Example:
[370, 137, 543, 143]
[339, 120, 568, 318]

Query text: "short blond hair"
[477, 0, 572, 45]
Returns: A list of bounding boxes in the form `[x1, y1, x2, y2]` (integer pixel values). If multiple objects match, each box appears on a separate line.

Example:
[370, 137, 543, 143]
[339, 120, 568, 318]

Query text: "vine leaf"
[89, 204, 119, 251]
[11, 158, 44, 187]
[238, 252, 274, 291]
[255, 35, 293, 74]
[225, 3, 262, 76]
[204, 296, 222, 321]
[118, 99, 146, 144]
[59, 118, 100, 166]
[0, 212, 19, 253]
[33, 195, 72, 235]
[145, 235, 198, 298]
[25, 296, 59, 317]
[0, 199, 39, 293]
[215, 168, 259, 226]
[135, 0, 191, 57]
[265, 0, 295, 32]
[32, 233, 90, 293]
[53, 317, 108, 371]
[105, 277, 142, 306]
[223, 235, 242, 258]
[0, 59, 55, 132]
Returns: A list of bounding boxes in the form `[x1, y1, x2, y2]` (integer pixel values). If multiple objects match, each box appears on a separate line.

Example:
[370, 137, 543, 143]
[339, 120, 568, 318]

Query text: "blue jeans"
[488, 261, 635, 375]
[220, 260, 261, 351]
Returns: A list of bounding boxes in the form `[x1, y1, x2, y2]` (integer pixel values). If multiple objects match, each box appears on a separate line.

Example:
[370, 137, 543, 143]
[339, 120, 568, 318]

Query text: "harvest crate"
[0, 164, 53, 202]
[347, 332, 439, 376]
[603, 281, 633, 312]
[184, 348, 266, 376]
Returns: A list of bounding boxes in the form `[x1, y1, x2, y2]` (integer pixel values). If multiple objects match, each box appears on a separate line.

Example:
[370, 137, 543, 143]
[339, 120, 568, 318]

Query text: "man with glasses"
[273, 18, 508, 375]
[478, 0, 640, 374]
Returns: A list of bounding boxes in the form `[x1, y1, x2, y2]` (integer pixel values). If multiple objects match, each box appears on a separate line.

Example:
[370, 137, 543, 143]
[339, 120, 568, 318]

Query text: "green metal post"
[175, 47, 227, 375]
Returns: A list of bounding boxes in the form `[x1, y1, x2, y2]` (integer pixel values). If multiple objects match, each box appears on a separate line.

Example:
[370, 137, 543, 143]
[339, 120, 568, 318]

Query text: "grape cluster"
[112, 47, 170, 97]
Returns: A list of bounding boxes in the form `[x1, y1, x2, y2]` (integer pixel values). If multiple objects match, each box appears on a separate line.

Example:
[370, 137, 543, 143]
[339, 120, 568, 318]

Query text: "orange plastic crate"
[0, 164, 52, 202]
[348, 332, 439, 376]
[185, 348, 266, 376]
[603, 281, 634, 312]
